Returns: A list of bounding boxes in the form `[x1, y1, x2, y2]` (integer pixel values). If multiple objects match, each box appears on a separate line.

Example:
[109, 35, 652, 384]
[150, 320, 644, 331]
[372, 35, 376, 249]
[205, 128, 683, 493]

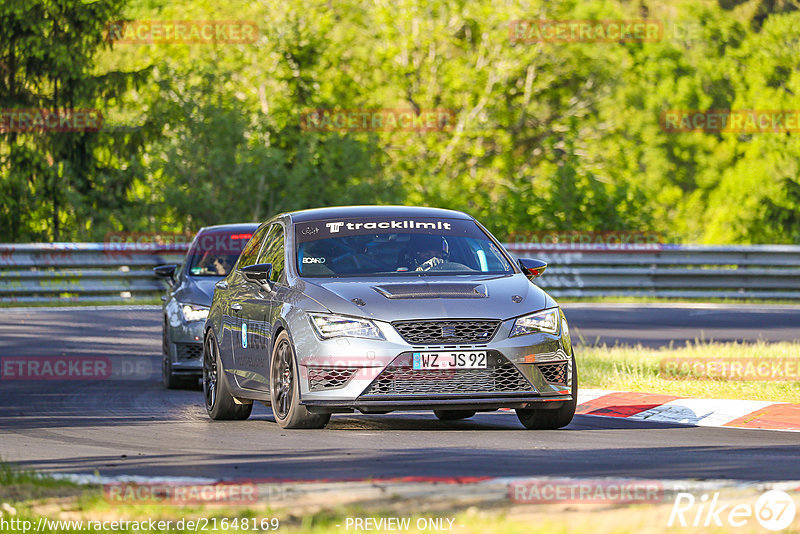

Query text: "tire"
[516, 354, 577, 430]
[161, 320, 184, 389]
[203, 331, 252, 420]
[270, 331, 330, 429]
[433, 410, 476, 421]
[162, 355, 184, 389]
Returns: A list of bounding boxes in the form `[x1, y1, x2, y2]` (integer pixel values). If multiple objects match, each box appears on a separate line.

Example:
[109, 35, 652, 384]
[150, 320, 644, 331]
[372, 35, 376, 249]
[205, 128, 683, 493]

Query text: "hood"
[177, 277, 221, 307]
[301, 274, 555, 322]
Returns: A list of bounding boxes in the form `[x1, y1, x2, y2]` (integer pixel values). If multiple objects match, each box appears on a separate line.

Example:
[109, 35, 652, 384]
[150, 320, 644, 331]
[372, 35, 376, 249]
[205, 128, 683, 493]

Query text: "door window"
[259, 224, 285, 283]
[237, 224, 271, 270]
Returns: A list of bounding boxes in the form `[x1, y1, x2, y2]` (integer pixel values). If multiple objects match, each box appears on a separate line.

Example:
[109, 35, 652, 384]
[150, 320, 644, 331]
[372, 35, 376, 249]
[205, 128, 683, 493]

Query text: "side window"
[258, 224, 285, 283]
[237, 224, 271, 270]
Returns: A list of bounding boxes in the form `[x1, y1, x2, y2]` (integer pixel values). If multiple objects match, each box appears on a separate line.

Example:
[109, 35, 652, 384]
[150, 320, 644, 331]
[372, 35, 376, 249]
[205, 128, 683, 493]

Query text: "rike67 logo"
[668, 490, 796, 531]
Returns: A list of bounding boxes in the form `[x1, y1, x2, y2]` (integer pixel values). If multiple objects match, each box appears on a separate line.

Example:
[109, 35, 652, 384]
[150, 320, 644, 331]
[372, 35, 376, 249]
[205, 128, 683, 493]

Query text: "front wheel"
[516, 355, 577, 430]
[162, 321, 186, 389]
[162, 355, 184, 389]
[270, 331, 330, 429]
[203, 332, 252, 420]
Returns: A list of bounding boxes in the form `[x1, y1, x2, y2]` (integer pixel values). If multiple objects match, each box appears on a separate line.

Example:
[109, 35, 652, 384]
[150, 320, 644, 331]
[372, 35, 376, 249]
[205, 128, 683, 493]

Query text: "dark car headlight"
[179, 303, 209, 323]
[309, 313, 385, 340]
[510, 308, 560, 337]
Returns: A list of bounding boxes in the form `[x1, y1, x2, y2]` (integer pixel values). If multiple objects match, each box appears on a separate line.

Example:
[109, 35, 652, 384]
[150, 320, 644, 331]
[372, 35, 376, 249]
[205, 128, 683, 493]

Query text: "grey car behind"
[155, 223, 259, 388]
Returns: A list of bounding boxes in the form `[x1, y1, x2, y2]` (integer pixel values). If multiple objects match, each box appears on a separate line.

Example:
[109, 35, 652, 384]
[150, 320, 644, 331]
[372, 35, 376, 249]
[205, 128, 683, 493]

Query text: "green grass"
[0, 462, 579, 534]
[0, 462, 83, 502]
[578, 340, 800, 402]
[1, 461, 796, 533]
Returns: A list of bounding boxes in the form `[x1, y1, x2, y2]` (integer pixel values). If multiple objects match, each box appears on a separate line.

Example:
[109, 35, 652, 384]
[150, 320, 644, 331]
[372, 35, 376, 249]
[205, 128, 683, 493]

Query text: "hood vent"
[373, 283, 488, 299]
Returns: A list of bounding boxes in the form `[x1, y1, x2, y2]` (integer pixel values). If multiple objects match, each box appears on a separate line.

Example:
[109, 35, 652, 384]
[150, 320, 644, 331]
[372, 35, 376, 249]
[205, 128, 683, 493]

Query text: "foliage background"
[1, 0, 799, 243]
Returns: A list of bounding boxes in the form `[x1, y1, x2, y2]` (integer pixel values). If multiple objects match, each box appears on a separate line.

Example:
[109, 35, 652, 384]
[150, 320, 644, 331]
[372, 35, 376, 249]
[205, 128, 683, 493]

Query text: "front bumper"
[292, 312, 574, 411]
[165, 317, 205, 375]
[304, 395, 572, 414]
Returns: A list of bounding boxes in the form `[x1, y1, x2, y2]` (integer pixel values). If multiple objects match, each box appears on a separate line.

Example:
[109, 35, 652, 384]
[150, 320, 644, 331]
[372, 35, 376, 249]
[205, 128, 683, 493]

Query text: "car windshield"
[295, 217, 513, 277]
[186, 231, 253, 277]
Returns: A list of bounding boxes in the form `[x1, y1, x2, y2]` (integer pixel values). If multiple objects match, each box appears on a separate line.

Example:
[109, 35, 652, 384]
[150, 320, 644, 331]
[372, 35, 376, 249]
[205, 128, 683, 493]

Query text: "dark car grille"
[176, 343, 203, 361]
[535, 361, 570, 386]
[307, 367, 357, 391]
[362, 356, 533, 396]
[392, 320, 501, 345]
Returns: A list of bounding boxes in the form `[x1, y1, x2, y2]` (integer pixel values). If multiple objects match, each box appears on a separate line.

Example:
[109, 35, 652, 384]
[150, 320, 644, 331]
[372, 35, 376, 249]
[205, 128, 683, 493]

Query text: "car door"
[221, 224, 270, 386]
[235, 223, 286, 392]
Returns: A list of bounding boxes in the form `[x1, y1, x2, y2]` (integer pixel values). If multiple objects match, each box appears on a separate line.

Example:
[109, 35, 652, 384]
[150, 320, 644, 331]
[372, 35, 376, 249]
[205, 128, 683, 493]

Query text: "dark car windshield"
[295, 217, 513, 277]
[187, 231, 254, 277]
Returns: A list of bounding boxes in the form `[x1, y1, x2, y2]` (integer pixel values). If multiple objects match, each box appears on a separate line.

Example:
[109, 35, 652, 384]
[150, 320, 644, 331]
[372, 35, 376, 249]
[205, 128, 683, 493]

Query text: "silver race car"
[203, 206, 576, 429]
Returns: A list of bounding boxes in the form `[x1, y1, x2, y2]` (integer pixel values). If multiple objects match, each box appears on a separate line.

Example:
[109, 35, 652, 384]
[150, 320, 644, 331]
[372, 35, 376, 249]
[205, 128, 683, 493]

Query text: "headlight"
[180, 303, 209, 322]
[510, 308, 560, 337]
[309, 313, 384, 340]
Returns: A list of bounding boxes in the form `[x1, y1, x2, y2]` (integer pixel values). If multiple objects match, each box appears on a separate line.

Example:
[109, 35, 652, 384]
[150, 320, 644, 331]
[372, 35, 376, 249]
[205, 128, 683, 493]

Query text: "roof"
[286, 205, 473, 223]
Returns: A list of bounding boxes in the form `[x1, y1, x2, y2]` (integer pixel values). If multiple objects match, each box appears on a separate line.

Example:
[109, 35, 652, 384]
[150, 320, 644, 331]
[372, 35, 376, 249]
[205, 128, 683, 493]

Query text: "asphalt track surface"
[1, 304, 799, 482]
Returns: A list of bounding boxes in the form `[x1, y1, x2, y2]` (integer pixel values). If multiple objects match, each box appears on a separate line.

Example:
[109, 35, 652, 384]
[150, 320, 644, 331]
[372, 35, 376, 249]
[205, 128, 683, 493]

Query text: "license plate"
[412, 351, 487, 370]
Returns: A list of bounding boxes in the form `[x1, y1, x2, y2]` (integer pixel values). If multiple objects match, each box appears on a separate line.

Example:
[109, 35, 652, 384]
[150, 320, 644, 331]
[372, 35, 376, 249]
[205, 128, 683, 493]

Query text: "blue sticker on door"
[241, 323, 248, 348]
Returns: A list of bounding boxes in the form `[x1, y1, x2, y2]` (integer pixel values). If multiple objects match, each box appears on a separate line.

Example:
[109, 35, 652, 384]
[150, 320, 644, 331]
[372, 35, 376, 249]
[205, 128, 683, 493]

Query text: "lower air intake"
[307, 367, 358, 391]
[535, 361, 571, 386]
[176, 343, 203, 361]
[361, 355, 534, 396]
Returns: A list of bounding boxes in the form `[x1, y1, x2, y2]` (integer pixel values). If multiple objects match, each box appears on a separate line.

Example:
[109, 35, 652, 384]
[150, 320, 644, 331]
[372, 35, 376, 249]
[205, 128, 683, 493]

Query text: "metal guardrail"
[0, 243, 186, 303]
[506, 243, 800, 299]
[1, 242, 799, 303]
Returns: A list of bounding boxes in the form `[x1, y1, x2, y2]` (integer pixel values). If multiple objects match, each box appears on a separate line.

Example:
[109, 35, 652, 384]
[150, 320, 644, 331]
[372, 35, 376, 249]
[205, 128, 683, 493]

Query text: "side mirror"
[241, 263, 273, 291]
[519, 258, 547, 280]
[153, 264, 178, 284]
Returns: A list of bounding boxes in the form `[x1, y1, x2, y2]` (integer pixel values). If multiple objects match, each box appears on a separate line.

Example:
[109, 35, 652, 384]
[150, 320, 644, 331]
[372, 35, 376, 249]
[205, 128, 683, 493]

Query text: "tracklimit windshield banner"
[295, 217, 484, 243]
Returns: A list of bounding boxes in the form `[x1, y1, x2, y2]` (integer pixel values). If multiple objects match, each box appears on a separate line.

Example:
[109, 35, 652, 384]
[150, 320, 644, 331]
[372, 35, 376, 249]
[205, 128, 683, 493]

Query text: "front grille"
[362, 355, 533, 396]
[176, 343, 203, 361]
[307, 367, 358, 391]
[535, 361, 570, 386]
[392, 319, 500, 345]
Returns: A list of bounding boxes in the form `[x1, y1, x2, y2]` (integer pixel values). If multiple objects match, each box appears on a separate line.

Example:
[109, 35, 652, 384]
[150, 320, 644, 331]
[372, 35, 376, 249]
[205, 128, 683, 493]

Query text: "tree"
[0, 0, 151, 241]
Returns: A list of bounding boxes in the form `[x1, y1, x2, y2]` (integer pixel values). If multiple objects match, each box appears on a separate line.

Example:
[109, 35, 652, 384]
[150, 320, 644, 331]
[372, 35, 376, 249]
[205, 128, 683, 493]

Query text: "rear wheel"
[270, 331, 330, 429]
[203, 332, 252, 420]
[516, 355, 577, 430]
[433, 410, 476, 421]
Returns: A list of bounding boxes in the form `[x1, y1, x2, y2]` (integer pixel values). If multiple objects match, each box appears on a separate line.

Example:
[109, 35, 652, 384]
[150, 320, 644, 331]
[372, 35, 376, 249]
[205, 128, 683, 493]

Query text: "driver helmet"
[411, 234, 449, 268]
[210, 255, 230, 275]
